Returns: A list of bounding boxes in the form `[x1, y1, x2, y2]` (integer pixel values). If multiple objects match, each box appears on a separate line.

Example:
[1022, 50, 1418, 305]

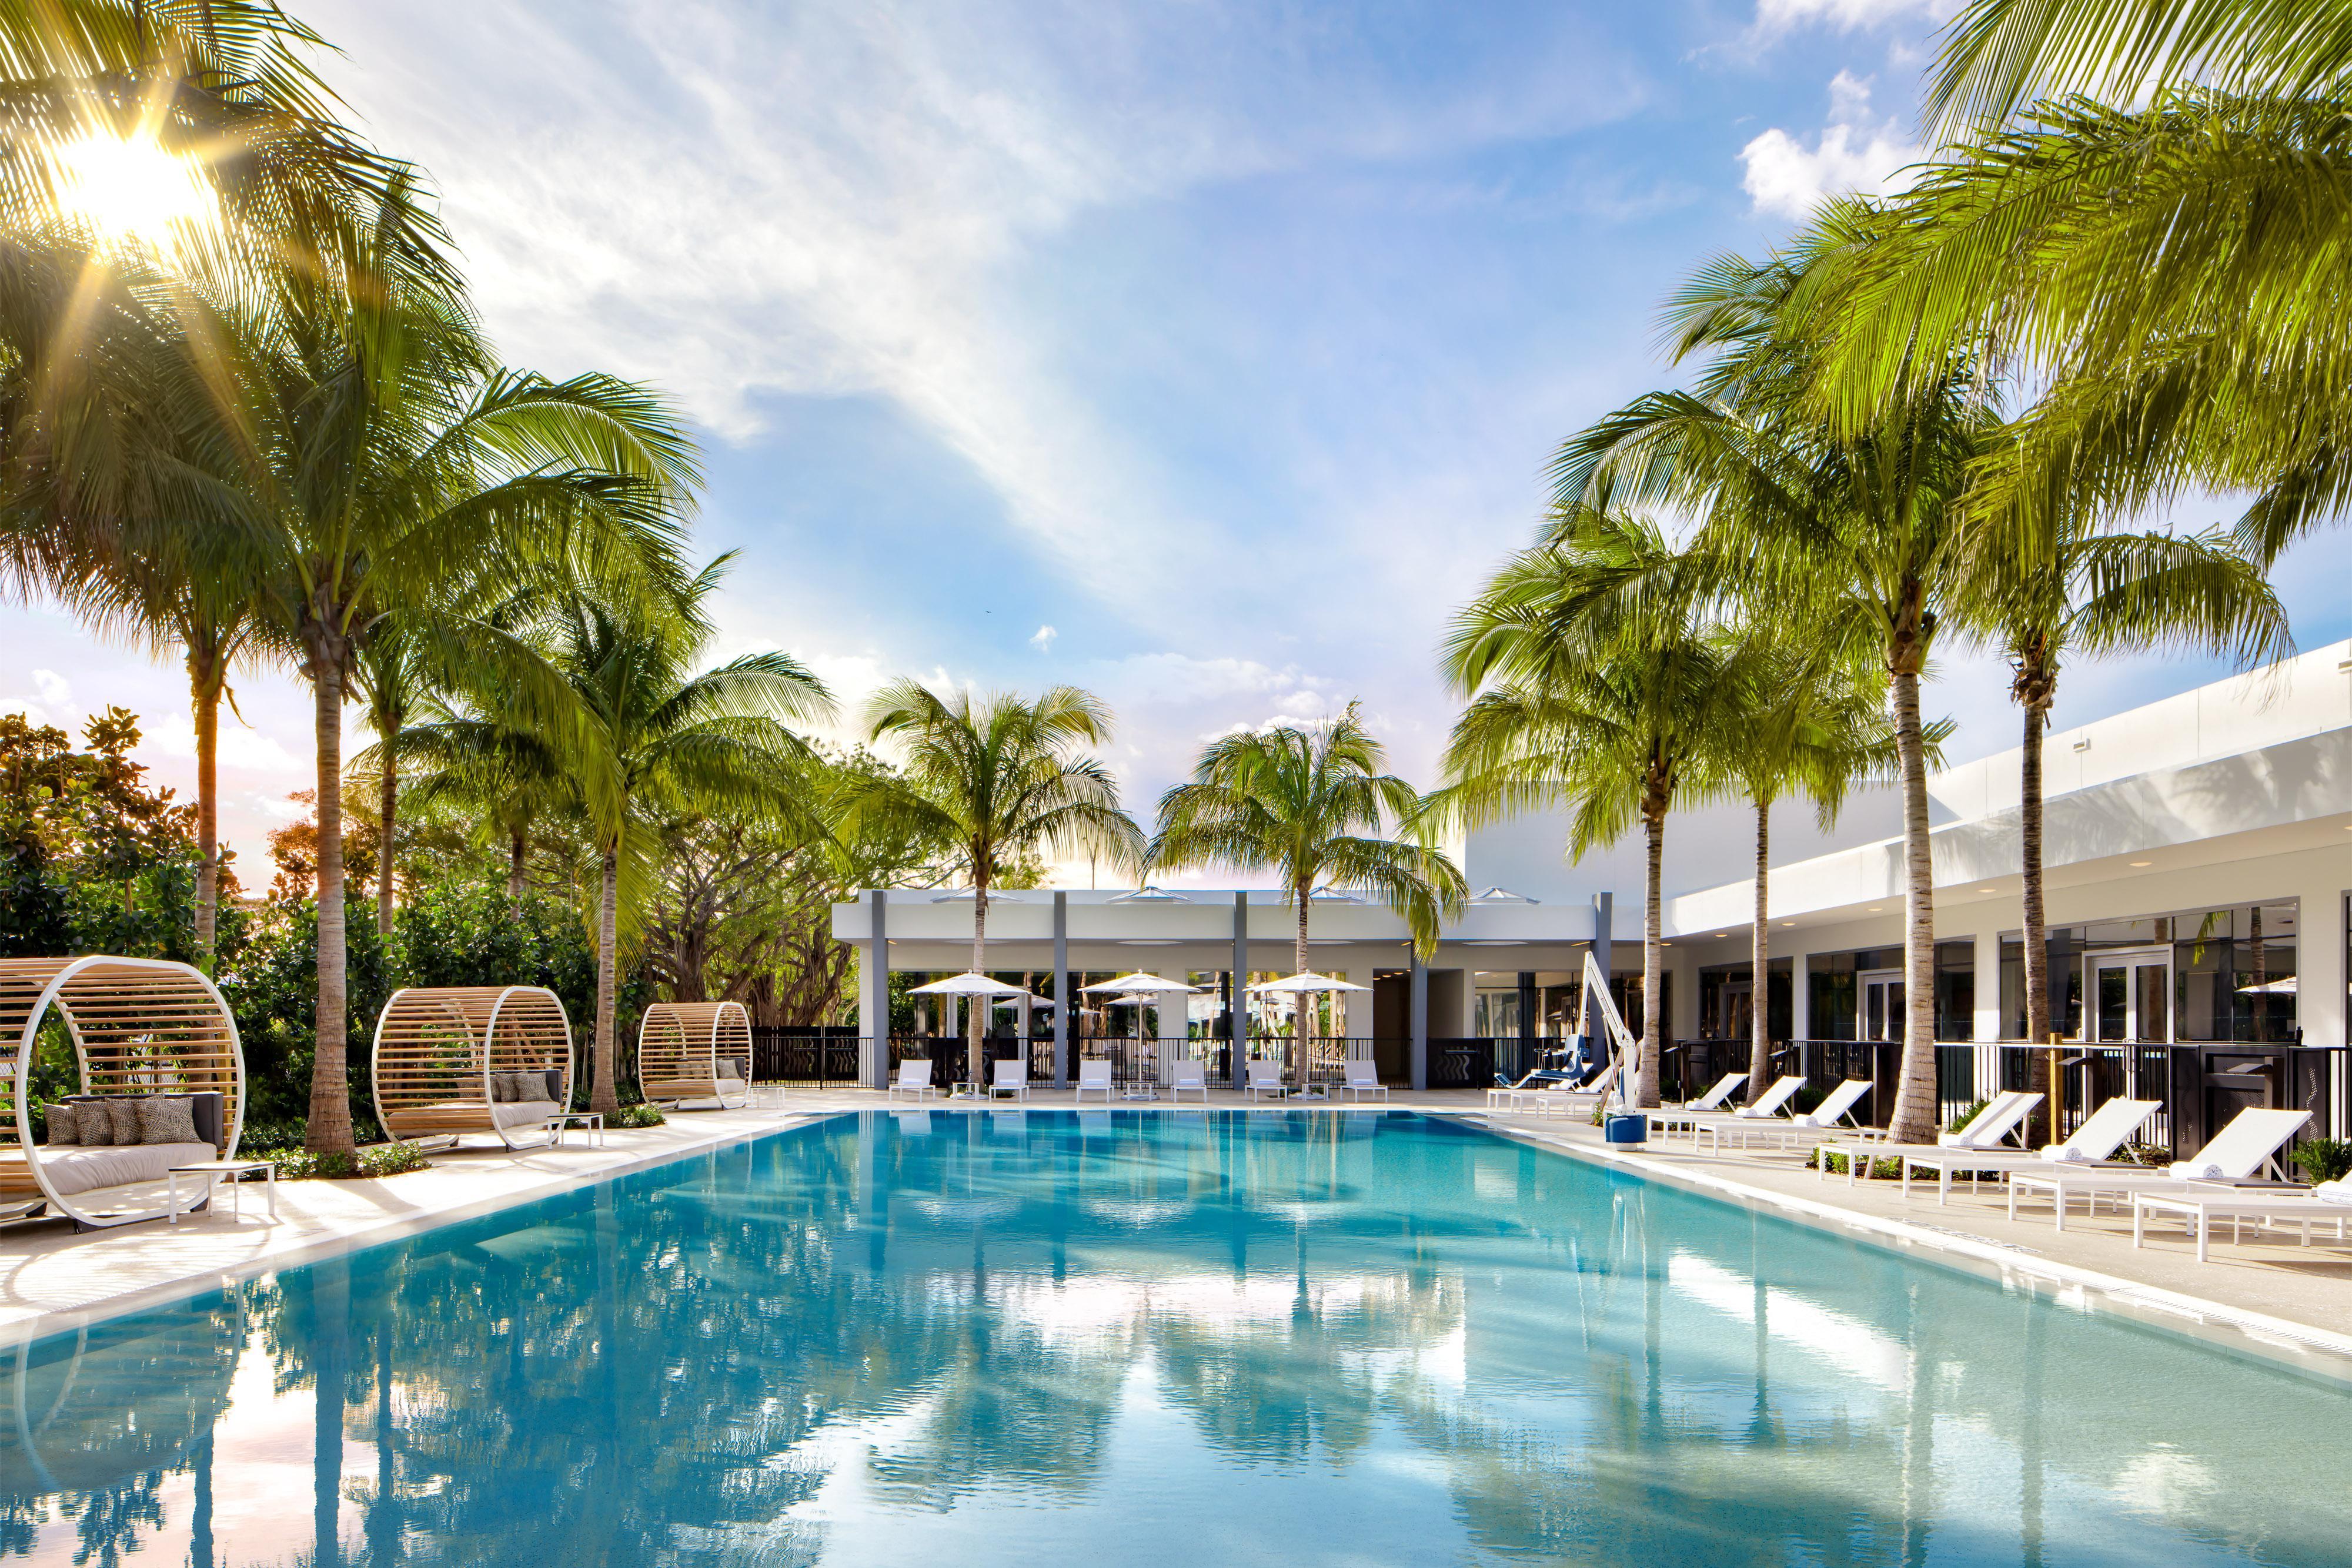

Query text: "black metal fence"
[1778, 1039, 1981, 1129]
[1986, 1040, 2343, 1159]
[751, 1028, 864, 1085]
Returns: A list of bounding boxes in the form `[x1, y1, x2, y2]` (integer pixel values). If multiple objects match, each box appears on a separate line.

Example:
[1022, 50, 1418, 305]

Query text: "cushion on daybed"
[32, 1141, 218, 1197]
[44, 1102, 80, 1146]
[136, 1096, 202, 1145]
[490, 1098, 560, 1131]
[716, 1058, 745, 1082]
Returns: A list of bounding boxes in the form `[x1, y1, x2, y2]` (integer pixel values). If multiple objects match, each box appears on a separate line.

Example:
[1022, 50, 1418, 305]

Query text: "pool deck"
[2, 1088, 2349, 1379]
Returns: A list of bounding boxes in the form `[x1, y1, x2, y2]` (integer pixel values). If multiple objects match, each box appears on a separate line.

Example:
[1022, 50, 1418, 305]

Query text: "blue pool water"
[3, 1109, 2348, 1565]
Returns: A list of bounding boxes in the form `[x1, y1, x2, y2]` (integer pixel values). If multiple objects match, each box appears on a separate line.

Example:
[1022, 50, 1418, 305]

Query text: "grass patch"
[246, 1142, 435, 1181]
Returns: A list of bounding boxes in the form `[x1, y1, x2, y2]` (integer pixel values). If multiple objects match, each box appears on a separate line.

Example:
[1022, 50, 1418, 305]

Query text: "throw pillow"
[512, 1071, 547, 1105]
[44, 1102, 78, 1146]
[103, 1098, 142, 1146]
[72, 1099, 111, 1146]
[138, 1095, 201, 1146]
[485, 1072, 512, 1104]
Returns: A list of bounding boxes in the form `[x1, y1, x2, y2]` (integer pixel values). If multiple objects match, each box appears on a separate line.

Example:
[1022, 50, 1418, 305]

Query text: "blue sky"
[6, 0, 2342, 874]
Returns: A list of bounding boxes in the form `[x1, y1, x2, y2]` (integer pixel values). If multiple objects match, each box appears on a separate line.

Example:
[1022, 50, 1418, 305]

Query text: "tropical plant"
[842, 683, 1143, 1061]
[1957, 514, 2288, 1138]
[1152, 702, 1464, 1002]
[529, 560, 832, 1115]
[1551, 225, 2002, 1141]
[1433, 508, 1737, 1108]
[1718, 627, 1910, 1105]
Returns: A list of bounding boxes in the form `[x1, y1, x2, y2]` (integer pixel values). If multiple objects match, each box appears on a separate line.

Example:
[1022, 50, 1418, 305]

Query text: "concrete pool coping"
[4, 1087, 2350, 1386]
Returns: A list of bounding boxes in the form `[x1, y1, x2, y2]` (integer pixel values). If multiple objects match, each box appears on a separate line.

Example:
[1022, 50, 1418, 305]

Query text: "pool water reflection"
[3, 1110, 2348, 1565]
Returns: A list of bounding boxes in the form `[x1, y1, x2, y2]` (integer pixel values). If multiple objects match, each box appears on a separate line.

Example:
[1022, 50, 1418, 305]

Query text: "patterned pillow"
[44, 1102, 78, 1146]
[74, 1099, 113, 1146]
[138, 1095, 201, 1146]
[507, 1071, 547, 1105]
[103, 1098, 142, 1146]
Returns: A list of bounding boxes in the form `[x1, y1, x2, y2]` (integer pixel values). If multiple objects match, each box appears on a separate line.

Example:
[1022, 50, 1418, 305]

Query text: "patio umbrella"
[909, 974, 1044, 1085]
[1246, 973, 1371, 1087]
[2237, 977, 2298, 994]
[1081, 973, 1202, 1068]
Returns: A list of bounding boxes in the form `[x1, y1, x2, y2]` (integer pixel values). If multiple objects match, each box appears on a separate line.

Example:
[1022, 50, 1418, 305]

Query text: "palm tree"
[1719, 630, 1909, 1106]
[351, 624, 434, 937]
[841, 683, 1144, 1065]
[378, 700, 569, 915]
[1433, 508, 1737, 1109]
[1552, 228, 2001, 1141]
[1957, 516, 2288, 1136]
[534, 560, 833, 1115]
[1150, 702, 1466, 1017]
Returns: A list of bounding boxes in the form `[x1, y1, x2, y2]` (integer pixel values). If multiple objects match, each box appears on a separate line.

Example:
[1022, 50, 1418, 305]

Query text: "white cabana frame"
[372, 986, 575, 1151]
[639, 1001, 754, 1109]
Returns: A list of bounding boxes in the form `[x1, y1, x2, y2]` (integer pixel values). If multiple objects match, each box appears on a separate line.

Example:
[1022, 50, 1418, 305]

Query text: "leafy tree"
[841, 683, 1142, 1062]
[1151, 701, 1464, 987]
[1434, 510, 1736, 1108]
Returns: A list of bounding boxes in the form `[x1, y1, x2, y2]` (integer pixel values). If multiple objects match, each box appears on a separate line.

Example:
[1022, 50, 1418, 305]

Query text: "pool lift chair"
[372, 986, 574, 1151]
[637, 1001, 754, 1110]
[0, 955, 246, 1231]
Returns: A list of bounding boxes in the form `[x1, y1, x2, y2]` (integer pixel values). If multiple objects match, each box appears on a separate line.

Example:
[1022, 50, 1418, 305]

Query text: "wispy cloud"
[1740, 72, 1922, 218]
[1029, 624, 1058, 653]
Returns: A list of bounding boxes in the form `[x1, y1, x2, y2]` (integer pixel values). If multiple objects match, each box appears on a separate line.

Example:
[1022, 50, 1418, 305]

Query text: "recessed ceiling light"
[1977, 887, 1996, 893]
[1781, 921, 1795, 927]
[2129, 861, 2151, 868]
[1867, 905, 1885, 912]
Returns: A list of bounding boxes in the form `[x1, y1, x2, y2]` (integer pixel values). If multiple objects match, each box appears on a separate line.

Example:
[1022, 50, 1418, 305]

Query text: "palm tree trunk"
[1296, 884, 1312, 1055]
[2019, 654, 2055, 1145]
[375, 753, 397, 937]
[507, 828, 526, 914]
[1887, 663, 1940, 1145]
[1639, 807, 1663, 1109]
[306, 654, 354, 1156]
[591, 844, 620, 1115]
[1748, 798, 1772, 1107]
[970, 882, 988, 1076]
[190, 652, 222, 972]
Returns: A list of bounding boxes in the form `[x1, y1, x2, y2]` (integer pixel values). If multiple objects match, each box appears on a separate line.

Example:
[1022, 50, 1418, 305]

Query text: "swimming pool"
[3, 1109, 2347, 1565]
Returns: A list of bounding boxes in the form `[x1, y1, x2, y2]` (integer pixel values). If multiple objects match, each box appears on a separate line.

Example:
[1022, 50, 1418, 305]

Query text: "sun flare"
[52, 133, 218, 248]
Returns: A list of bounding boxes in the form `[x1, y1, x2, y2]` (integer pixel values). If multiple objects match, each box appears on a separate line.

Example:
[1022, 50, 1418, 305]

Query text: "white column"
[1158, 988, 1186, 1086]
[1789, 948, 1810, 1041]
[1973, 923, 2003, 1101]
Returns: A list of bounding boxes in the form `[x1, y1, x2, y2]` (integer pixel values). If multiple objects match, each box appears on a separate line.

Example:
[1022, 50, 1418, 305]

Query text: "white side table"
[168, 1159, 278, 1225]
[546, 1112, 605, 1148]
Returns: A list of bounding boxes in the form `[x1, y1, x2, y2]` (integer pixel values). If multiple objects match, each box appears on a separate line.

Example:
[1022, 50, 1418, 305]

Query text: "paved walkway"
[3, 1088, 2348, 1376]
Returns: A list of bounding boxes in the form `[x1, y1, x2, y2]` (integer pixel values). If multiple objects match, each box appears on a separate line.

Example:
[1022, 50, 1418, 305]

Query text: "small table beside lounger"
[167, 1158, 277, 1226]
[2133, 1180, 2348, 1263]
[547, 1112, 605, 1148]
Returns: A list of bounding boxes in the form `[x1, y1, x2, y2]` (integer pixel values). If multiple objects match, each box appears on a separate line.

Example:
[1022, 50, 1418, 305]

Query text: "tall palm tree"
[1151, 701, 1465, 997]
[1552, 228, 2001, 1141]
[1957, 516, 2288, 1135]
[350, 623, 434, 937]
[1433, 509, 1737, 1109]
[841, 683, 1144, 1065]
[1719, 630, 1910, 1106]
[378, 700, 569, 915]
[534, 560, 833, 1115]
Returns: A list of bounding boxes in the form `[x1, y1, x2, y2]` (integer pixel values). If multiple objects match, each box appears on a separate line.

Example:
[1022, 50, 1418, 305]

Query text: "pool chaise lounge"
[1895, 1095, 2161, 1204]
[1658, 1074, 1803, 1139]
[1494, 1059, 1619, 1116]
[1075, 1059, 1115, 1103]
[371, 986, 575, 1151]
[1693, 1078, 1869, 1154]
[638, 1001, 754, 1109]
[1813, 1089, 2044, 1187]
[888, 1059, 938, 1102]
[2004, 1107, 2313, 1229]
[0, 955, 246, 1230]
[2132, 1179, 2352, 1263]
[1648, 1072, 1757, 1135]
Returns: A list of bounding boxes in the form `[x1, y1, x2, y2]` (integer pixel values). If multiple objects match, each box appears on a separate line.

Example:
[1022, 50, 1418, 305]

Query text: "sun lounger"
[1341, 1058, 1388, 1102]
[2132, 1179, 2352, 1263]
[1670, 1072, 1748, 1111]
[1656, 1073, 1795, 1136]
[1075, 1059, 1114, 1104]
[988, 1057, 1029, 1102]
[1815, 1089, 2042, 1187]
[1244, 1059, 1285, 1101]
[1686, 1076, 1820, 1154]
[2006, 1108, 2311, 1229]
[1170, 1059, 1208, 1104]
[1508, 1059, 1622, 1117]
[1897, 1094, 2156, 1203]
[888, 1059, 937, 1103]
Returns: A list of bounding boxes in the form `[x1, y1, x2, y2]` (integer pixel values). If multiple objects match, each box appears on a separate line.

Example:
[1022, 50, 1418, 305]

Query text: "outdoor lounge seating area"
[371, 986, 575, 1151]
[639, 1001, 755, 1109]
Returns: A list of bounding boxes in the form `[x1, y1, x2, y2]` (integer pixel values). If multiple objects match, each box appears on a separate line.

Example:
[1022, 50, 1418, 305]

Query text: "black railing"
[1783, 1039, 1980, 1129]
[752, 1028, 864, 1085]
[1987, 1041, 2343, 1159]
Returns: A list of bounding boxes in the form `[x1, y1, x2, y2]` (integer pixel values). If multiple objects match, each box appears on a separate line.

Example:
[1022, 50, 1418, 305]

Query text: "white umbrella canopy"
[910, 972, 1038, 999]
[2238, 977, 2298, 994]
[1081, 972, 1204, 994]
[1248, 972, 1370, 994]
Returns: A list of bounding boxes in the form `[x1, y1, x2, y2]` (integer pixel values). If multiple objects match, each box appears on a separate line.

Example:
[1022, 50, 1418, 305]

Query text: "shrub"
[2112, 1141, 2171, 1168]
[1808, 1148, 1904, 1179]
[2293, 1136, 2352, 1186]
[1944, 1098, 1990, 1136]
[246, 1141, 433, 1180]
[612, 1103, 666, 1129]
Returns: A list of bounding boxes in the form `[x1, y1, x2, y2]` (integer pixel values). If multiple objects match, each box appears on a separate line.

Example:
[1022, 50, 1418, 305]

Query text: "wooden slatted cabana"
[0, 955, 244, 1229]
[638, 1001, 754, 1109]
[372, 986, 573, 1150]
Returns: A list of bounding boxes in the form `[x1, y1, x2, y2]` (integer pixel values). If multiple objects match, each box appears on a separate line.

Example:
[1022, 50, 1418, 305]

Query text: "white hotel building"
[835, 643, 2352, 1142]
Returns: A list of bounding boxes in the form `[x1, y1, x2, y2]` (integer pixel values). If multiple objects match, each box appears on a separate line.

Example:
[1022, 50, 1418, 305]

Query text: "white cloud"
[1753, 0, 1941, 35]
[1739, 72, 1922, 218]
[151, 717, 303, 774]
[1030, 624, 1057, 652]
[2, 670, 76, 728]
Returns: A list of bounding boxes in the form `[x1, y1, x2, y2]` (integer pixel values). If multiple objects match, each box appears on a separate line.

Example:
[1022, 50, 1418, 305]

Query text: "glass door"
[2087, 950, 2171, 1042]
[1860, 970, 1903, 1042]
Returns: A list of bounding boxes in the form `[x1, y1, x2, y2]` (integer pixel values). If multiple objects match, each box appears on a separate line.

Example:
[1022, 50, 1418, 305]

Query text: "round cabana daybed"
[638, 1001, 754, 1109]
[0, 955, 245, 1231]
[371, 986, 574, 1150]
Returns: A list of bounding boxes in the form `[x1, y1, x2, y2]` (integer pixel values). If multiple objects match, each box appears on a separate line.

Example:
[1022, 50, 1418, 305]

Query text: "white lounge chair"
[1508, 1059, 1622, 1118]
[1075, 1058, 1114, 1104]
[1702, 1078, 1872, 1154]
[1244, 1059, 1285, 1101]
[888, 1059, 937, 1103]
[1672, 1072, 1749, 1111]
[1817, 1089, 2041, 1187]
[1170, 1059, 1208, 1104]
[1683, 1075, 1805, 1151]
[2133, 1176, 2352, 1263]
[2006, 1107, 2311, 1230]
[989, 1057, 1028, 1102]
[1341, 1058, 1388, 1103]
[1898, 1094, 2156, 1203]
[1653, 1072, 1773, 1135]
